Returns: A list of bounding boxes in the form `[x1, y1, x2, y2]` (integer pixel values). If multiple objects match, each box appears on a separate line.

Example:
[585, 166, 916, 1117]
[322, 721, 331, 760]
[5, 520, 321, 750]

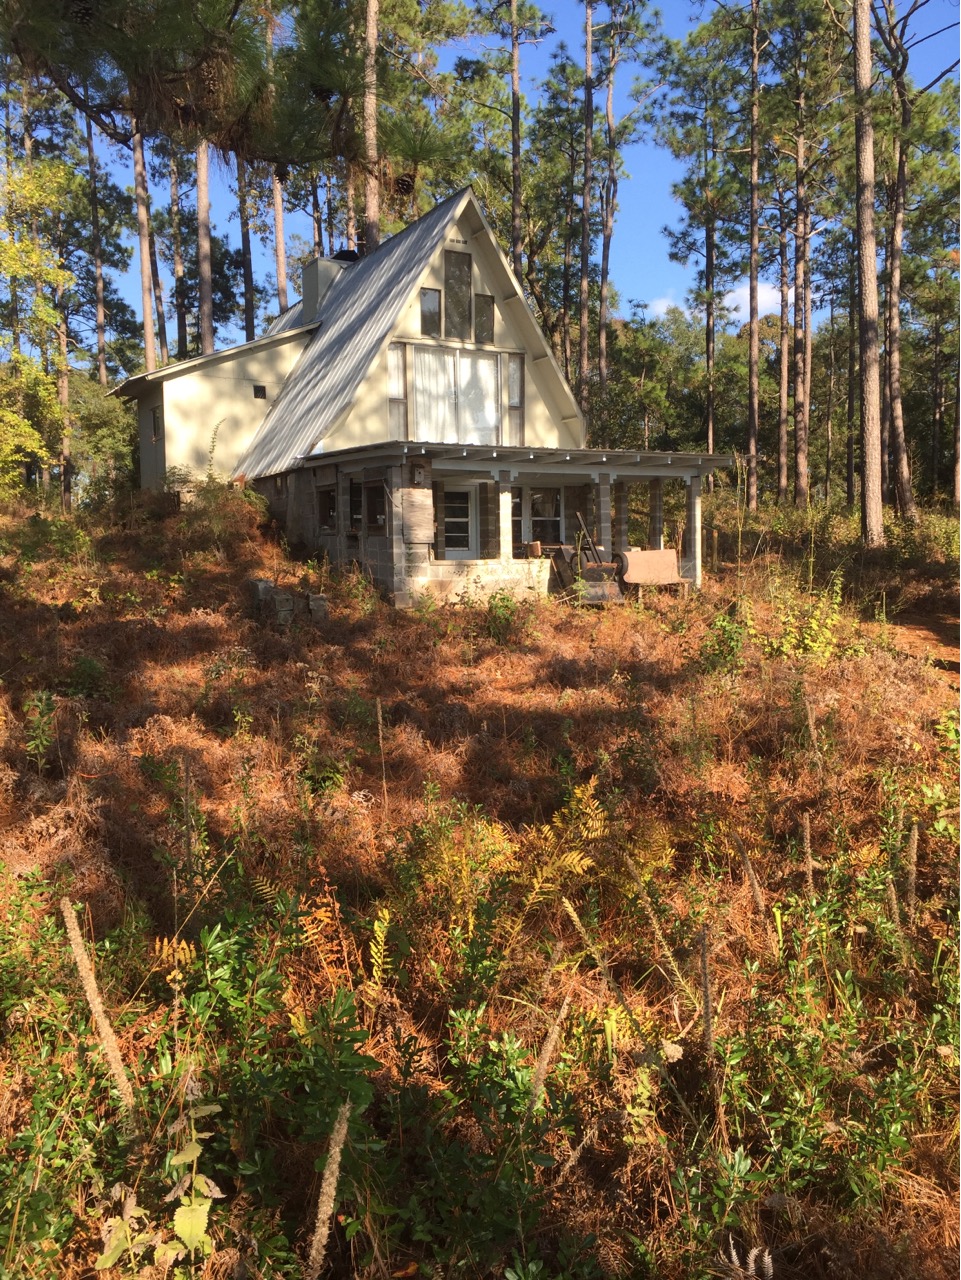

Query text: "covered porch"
[273, 442, 732, 607]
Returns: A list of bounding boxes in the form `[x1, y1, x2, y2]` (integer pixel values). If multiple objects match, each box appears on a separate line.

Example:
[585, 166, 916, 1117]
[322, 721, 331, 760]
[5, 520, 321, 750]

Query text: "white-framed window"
[388, 343, 408, 437]
[412, 347, 501, 446]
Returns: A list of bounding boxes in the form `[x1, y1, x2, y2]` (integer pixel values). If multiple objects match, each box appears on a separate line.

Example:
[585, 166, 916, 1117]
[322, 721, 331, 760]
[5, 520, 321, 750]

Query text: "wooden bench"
[612, 548, 691, 597]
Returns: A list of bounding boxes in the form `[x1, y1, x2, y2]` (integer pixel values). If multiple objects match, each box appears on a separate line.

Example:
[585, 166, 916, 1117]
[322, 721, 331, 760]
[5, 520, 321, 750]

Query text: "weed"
[23, 689, 56, 773]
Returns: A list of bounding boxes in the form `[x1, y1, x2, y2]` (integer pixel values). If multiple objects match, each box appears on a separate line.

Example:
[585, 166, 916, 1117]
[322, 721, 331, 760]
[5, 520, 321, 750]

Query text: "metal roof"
[234, 189, 475, 480]
[264, 299, 306, 335]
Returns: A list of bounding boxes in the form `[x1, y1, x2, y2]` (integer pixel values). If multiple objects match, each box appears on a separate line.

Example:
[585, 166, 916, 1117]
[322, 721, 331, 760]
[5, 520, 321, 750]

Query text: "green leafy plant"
[23, 689, 56, 773]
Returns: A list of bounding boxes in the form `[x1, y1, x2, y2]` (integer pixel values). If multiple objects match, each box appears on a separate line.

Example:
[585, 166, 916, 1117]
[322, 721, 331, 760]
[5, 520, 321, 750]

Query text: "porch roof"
[292, 440, 733, 483]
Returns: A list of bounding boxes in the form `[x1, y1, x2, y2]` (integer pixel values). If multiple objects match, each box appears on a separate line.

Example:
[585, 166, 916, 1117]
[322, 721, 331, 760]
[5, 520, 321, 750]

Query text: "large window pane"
[530, 488, 561, 545]
[457, 352, 499, 446]
[414, 347, 457, 442]
[507, 354, 524, 445]
[444, 251, 471, 340]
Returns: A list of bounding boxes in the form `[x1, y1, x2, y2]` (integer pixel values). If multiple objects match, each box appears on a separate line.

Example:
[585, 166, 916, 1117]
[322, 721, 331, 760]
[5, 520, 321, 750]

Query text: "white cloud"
[723, 280, 788, 322]
[648, 295, 684, 319]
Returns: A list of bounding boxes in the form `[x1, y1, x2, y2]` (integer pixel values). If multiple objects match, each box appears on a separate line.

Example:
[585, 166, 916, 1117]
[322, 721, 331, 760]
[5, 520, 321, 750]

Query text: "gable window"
[253, 384, 267, 399]
[475, 294, 494, 345]
[444, 250, 471, 340]
[420, 288, 441, 338]
[388, 343, 408, 437]
[507, 355, 524, 446]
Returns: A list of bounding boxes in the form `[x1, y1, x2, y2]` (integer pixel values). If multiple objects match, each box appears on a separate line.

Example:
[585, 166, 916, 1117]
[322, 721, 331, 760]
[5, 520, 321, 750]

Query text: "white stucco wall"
[141, 332, 311, 487]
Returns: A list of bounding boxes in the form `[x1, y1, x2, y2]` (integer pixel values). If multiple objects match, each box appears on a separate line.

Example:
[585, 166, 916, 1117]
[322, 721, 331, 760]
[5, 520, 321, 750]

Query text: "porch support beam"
[613, 481, 629, 554]
[682, 475, 702, 587]
[596, 472, 612, 557]
[497, 469, 513, 562]
[648, 478, 664, 550]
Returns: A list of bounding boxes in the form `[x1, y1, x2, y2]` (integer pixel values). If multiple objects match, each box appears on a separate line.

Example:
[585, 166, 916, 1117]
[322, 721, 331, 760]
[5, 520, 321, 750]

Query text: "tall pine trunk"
[885, 91, 918, 520]
[196, 139, 214, 356]
[131, 118, 157, 372]
[793, 112, 809, 506]
[854, 0, 884, 546]
[746, 0, 761, 510]
[236, 155, 256, 341]
[578, 0, 594, 427]
[363, 0, 380, 253]
[509, 0, 523, 280]
[777, 189, 790, 503]
[597, 24, 618, 422]
[83, 113, 108, 386]
[169, 153, 188, 360]
[846, 251, 857, 507]
[148, 224, 169, 364]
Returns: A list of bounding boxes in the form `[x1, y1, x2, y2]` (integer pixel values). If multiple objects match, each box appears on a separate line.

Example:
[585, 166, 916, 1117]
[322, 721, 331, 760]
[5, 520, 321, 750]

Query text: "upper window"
[444, 251, 471, 340]
[475, 294, 494, 344]
[420, 288, 441, 338]
[388, 343, 408, 438]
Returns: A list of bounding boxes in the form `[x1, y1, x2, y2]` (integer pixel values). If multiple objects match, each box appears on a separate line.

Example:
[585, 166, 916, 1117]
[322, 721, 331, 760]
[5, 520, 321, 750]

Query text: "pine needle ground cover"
[0, 494, 957, 1280]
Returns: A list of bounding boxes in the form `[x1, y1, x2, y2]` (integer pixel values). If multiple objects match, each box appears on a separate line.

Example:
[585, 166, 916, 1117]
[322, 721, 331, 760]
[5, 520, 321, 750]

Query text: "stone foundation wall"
[393, 557, 551, 609]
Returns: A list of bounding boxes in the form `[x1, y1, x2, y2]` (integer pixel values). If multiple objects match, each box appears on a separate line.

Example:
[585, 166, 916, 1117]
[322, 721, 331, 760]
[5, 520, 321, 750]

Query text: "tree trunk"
[509, 0, 523, 280]
[793, 114, 808, 506]
[363, 0, 380, 253]
[705, 197, 716, 485]
[825, 300, 835, 504]
[131, 118, 157, 372]
[196, 139, 214, 356]
[578, 0, 594, 426]
[345, 164, 357, 250]
[236, 154, 256, 342]
[846, 249, 857, 507]
[886, 101, 918, 520]
[169, 153, 188, 360]
[931, 312, 942, 497]
[311, 172, 323, 256]
[746, 0, 760, 511]
[55, 277, 71, 512]
[4, 94, 21, 356]
[777, 190, 790, 503]
[83, 113, 108, 386]
[272, 172, 289, 308]
[148, 224, 169, 364]
[597, 27, 618, 424]
[854, 0, 884, 546]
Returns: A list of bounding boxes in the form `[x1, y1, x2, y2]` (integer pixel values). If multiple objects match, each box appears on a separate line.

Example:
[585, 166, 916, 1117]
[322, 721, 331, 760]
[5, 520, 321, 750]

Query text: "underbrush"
[0, 505, 957, 1279]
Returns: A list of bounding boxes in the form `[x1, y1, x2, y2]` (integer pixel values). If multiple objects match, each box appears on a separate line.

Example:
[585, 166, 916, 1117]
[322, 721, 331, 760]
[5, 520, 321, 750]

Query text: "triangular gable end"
[234, 189, 473, 480]
[235, 189, 585, 479]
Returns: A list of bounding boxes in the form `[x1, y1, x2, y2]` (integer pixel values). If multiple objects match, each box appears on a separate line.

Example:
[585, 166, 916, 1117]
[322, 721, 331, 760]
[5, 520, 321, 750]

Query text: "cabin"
[118, 188, 730, 605]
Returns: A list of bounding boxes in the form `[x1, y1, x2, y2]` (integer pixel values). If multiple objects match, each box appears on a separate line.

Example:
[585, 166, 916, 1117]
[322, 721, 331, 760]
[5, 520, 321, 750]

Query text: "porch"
[264, 442, 733, 607]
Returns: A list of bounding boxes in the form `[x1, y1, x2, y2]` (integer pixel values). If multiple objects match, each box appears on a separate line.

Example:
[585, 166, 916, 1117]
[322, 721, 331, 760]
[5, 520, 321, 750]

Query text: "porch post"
[648, 478, 664, 550]
[612, 480, 629, 553]
[597, 472, 612, 557]
[497, 469, 513, 562]
[683, 474, 703, 587]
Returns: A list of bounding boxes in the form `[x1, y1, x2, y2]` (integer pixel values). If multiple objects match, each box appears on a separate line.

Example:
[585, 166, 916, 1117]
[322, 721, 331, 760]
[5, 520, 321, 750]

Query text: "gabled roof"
[234, 189, 472, 479]
[234, 188, 583, 480]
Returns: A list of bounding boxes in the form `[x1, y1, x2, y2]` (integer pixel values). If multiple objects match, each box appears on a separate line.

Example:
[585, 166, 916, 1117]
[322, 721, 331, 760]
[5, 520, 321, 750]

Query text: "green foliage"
[22, 689, 56, 773]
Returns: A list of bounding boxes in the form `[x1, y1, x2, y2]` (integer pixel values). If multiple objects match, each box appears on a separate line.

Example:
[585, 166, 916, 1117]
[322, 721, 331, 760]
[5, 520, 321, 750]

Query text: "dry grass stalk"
[619, 853, 698, 1012]
[527, 991, 572, 1117]
[904, 821, 919, 927]
[731, 832, 767, 920]
[700, 927, 730, 1152]
[885, 874, 902, 931]
[376, 697, 388, 816]
[59, 898, 137, 1125]
[802, 812, 815, 902]
[304, 1100, 352, 1280]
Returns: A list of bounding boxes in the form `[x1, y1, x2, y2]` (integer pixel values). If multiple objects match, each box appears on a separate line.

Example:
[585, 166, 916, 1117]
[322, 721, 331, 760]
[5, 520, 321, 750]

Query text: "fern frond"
[252, 875, 281, 908]
[369, 907, 391, 988]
